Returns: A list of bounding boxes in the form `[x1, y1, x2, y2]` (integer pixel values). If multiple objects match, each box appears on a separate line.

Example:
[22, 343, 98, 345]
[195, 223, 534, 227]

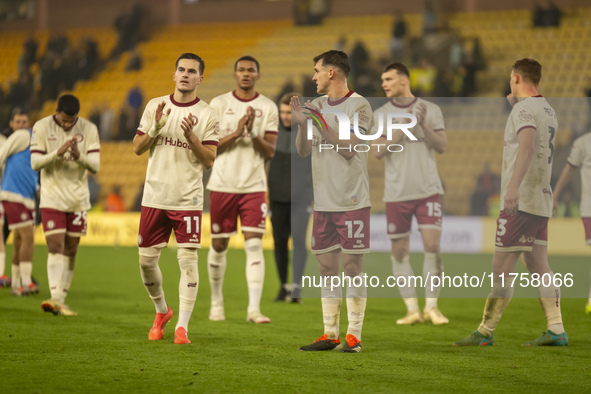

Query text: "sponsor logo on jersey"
[156, 136, 193, 150]
[225, 109, 235, 115]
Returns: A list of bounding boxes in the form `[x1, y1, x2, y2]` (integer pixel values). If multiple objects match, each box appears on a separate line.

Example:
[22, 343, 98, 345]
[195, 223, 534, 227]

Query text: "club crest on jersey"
[254, 109, 263, 118]
[74, 133, 84, 142]
[189, 114, 199, 125]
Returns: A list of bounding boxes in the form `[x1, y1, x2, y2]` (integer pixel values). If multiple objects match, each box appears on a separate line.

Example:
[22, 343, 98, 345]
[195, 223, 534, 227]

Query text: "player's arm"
[292, 96, 311, 157]
[0, 130, 30, 166]
[133, 101, 170, 156]
[68, 125, 100, 173]
[416, 103, 446, 154]
[181, 116, 217, 169]
[552, 163, 575, 213]
[216, 114, 249, 154]
[252, 132, 277, 160]
[30, 126, 72, 171]
[504, 127, 536, 215]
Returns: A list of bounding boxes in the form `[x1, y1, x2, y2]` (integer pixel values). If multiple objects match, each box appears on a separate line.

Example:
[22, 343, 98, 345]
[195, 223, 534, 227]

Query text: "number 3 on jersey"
[183, 216, 200, 234]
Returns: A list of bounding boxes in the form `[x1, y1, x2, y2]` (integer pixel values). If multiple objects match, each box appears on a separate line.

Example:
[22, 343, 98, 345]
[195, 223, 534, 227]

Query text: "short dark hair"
[175, 53, 205, 75]
[513, 58, 542, 85]
[234, 56, 260, 72]
[383, 62, 410, 78]
[313, 50, 350, 77]
[57, 94, 80, 116]
[10, 107, 27, 121]
[279, 92, 301, 106]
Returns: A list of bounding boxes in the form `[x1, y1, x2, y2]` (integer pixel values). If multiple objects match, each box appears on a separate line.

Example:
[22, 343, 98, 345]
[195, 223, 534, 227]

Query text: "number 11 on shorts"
[183, 216, 200, 234]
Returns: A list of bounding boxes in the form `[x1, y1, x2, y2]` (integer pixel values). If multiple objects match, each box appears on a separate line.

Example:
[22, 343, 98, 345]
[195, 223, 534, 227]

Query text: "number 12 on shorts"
[184, 216, 200, 234]
[345, 220, 364, 239]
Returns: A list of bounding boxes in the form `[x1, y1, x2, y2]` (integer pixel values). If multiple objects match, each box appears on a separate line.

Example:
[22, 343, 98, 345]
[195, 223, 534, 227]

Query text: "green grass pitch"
[1, 246, 590, 393]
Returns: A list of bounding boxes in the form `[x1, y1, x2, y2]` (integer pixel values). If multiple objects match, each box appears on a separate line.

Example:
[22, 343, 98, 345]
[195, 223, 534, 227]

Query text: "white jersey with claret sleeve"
[372, 97, 445, 203]
[30, 115, 100, 212]
[501, 96, 558, 217]
[310, 91, 372, 212]
[137, 94, 219, 211]
[206, 91, 279, 194]
[567, 132, 591, 217]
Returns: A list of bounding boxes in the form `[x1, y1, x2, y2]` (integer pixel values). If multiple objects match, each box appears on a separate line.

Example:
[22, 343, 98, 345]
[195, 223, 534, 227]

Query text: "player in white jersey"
[30, 94, 100, 316]
[292, 50, 372, 353]
[0, 109, 30, 289]
[372, 62, 449, 326]
[206, 56, 278, 324]
[133, 53, 219, 344]
[455, 59, 568, 347]
[553, 131, 591, 313]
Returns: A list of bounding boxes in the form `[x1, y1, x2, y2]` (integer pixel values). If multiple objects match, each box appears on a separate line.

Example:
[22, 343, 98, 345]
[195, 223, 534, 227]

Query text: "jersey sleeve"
[354, 99, 373, 135]
[512, 104, 537, 134]
[202, 111, 220, 146]
[428, 104, 445, 132]
[567, 137, 584, 168]
[137, 100, 155, 135]
[209, 97, 223, 117]
[0, 129, 30, 166]
[30, 121, 47, 154]
[87, 123, 101, 154]
[264, 103, 279, 136]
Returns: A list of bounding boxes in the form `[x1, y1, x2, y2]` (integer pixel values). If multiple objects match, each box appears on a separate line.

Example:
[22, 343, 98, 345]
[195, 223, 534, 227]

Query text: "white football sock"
[424, 252, 442, 310]
[537, 274, 564, 334]
[208, 247, 227, 305]
[176, 248, 198, 331]
[139, 248, 168, 314]
[0, 251, 5, 276]
[58, 254, 75, 303]
[391, 254, 419, 313]
[245, 238, 265, 314]
[321, 281, 342, 340]
[478, 278, 514, 338]
[11, 264, 20, 290]
[346, 274, 367, 340]
[47, 253, 64, 300]
[20, 261, 32, 287]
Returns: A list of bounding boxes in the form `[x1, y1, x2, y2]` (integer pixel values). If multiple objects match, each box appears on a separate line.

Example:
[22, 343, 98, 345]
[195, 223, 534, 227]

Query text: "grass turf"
[1, 246, 590, 393]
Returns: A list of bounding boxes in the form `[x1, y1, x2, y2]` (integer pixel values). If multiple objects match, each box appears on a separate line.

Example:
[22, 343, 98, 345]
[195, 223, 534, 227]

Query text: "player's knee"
[424, 241, 440, 254]
[177, 247, 197, 262]
[244, 237, 262, 252]
[138, 247, 161, 267]
[211, 239, 229, 253]
[391, 246, 409, 262]
[47, 240, 64, 254]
